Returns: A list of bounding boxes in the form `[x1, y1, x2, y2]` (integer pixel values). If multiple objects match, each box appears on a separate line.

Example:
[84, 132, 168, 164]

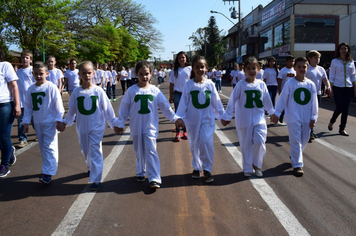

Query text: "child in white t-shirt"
[23, 61, 64, 184]
[57, 61, 117, 191]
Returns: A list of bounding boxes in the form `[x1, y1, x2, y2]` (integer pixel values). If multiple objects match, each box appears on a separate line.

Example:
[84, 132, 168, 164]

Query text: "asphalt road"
[1, 79, 355, 236]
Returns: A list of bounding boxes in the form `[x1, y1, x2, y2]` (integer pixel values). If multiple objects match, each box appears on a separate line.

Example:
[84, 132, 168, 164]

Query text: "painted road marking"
[214, 127, 310, 236]
[52, 128, 131, 236]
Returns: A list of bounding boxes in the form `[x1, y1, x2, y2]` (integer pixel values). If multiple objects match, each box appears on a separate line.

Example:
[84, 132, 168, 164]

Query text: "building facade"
[224, 0, 356, 67]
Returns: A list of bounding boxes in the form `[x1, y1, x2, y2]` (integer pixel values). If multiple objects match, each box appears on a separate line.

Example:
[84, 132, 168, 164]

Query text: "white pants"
[287, 122, 310, 168]
[35, 122, 58, 176]
[132, 134, 161, 183]
[186, 122, 215, 172]
[78, 130, 104, 183]
[237, 124, 267, 173]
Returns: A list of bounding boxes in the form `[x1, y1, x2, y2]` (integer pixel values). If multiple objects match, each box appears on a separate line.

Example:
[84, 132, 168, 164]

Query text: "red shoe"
[174, 133, 181, 142]
[181, 132, 188, 140]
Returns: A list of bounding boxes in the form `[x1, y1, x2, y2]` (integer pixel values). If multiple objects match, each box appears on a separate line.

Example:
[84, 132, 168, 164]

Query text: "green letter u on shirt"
[77, 96, 98, 115]
[190, 90, 211, 109]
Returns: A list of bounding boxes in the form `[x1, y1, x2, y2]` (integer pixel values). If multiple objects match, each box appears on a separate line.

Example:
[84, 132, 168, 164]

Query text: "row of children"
[229, 51, 331, 142]
[14, 51, 137, 149]
[7, 53, 317, 191]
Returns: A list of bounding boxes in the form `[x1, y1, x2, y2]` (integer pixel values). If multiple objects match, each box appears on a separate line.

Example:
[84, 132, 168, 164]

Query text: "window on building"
[295, 18, 336, 43]
[260, 29, 272, 52]
[274, 20, 291, 48]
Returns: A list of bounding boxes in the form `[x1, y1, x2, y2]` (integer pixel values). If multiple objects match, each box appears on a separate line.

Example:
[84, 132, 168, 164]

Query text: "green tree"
[190, 16, 226, 67]
[1, 0, 76, 61]
[67, 0, 160, 59]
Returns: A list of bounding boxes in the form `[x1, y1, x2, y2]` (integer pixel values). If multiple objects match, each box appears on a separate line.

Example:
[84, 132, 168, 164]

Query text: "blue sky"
[134, 0, 273, 61]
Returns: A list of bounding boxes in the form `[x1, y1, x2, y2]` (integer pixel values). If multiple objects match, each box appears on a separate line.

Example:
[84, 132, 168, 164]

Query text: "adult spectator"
[328, 42, 356, 136]
[0, 47, 21, 177]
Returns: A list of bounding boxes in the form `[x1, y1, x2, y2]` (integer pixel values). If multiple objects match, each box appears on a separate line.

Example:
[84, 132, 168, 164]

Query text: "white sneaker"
[255, 168, 263, 177]
[244, 172, 252, 177]
[18, 140, 28, 148]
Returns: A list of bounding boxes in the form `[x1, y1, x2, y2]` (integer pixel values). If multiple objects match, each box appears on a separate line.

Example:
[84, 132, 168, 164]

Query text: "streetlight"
[210, 10, 236, 25]
[171, 51, 175, 61]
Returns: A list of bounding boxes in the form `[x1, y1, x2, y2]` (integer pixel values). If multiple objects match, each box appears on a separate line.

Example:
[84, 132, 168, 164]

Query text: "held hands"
[114, 126, 124, 134]
[175, 119, 185, 129]
[56, 121, 66, 132]
[270, 114, 279, 124]
[309, 120, 316, 129]
[221, 119, 231, 126]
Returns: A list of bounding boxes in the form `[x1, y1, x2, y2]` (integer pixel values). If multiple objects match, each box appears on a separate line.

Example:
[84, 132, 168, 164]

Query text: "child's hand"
[114, 126, 124, 134]
[221, 119, 231, 126]
[24, 124, 29, 133]
[56, 122, 66, 132]
[175, 119, 185, 129]
[270, 114, 279, 124]
[309, 120, 316, 128]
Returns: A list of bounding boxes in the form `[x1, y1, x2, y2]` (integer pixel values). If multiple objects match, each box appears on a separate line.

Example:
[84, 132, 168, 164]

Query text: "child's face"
[33, 67, 49, 84]
[47, 58, 56, 69]
[244, 63, 258, 80]
[21, 55, 32, 66]
[286, 59, 295, 68]
[178, 54, 187, 67]
[234, 64, 239, 70]
[294, 61, 308, 76]
[269, 60, 275, 67]
[309, 56, 320, 66]
[193, 59, 206, 78]
[79, 65, 94, 83]
[137, 67, 151, 86]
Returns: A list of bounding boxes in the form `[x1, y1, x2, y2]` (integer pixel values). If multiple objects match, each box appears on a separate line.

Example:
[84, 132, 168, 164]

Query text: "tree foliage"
[1, 0, 160, 63]
[0, 0, 76, 61]
[190, 16, 227, 67]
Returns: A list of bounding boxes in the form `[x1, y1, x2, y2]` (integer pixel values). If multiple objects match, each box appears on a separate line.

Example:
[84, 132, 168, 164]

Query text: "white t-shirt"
[214, 70, 222, 81]
[131, 67, 136, 78]
[263, 68, 279, 86]
[16, 66, 35, 107]
[94, 69, 103, 84]
[64, 69, 80, 91]
[169, 66, 192, 92]
[0, 62, 19, 103]
[274, 78, 318, 124]
[230, 70, 239, 84]
[278, 67, 296, 90]
[47, 68, 63, 88]
[120, 70, 128, 81]
[22, 81, 64, 125]
[306, 65, 328, 95]
[224, 79, 274, 128]
[111, 70, 118, 85]
[127, 70, 132, 80]
[257, 68, 264, 80]
[63, 86, 116, 132]
[115, 84, 177, 136]
[236, 70, 246, 82]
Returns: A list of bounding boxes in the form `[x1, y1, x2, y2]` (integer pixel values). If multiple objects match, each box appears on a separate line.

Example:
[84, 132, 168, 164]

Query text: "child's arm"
[21, 86, 33, 126]
[100, 90, 116, 128]
[62, 91, 77, 126]
[210, 82, 225, 121]
[262, 83, 275, 116]
[115, 91, 131, 130]
[157, 90, 180, 122]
